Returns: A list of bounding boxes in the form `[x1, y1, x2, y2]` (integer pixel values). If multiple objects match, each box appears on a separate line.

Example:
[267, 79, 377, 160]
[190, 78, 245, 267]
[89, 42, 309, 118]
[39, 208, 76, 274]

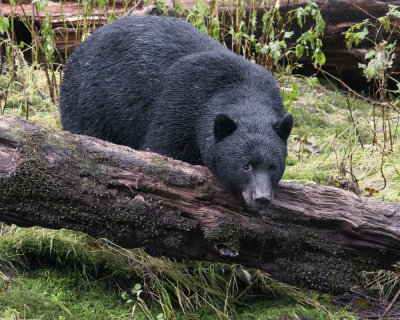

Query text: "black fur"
[59, 15, 292, 209]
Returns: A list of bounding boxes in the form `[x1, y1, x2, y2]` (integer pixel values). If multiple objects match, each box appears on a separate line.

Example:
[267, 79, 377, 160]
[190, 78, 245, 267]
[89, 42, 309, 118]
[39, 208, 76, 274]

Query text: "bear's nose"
[254, 195, 271, 206]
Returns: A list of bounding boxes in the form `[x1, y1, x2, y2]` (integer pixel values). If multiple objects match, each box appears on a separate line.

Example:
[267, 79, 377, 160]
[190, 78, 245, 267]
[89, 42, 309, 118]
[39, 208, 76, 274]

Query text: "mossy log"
[0, 115, 400, 294]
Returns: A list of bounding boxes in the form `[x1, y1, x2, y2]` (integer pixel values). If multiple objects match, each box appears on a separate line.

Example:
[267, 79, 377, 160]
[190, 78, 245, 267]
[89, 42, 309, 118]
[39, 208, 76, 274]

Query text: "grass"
[280, 77, 400, 202]
[0, 7, 399, 317]
[1, 65, 60, 129]
[0, 268, 138, 320]
[0, 225, 357, 320]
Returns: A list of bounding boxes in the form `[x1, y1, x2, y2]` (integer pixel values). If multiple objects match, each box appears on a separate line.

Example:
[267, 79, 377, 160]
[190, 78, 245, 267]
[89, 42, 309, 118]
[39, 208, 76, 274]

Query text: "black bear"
[59, 15, 293, 210]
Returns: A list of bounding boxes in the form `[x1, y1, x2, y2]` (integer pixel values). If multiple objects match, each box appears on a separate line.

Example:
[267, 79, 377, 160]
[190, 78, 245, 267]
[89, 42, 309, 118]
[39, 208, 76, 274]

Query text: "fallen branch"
[0, 115, 399, 293]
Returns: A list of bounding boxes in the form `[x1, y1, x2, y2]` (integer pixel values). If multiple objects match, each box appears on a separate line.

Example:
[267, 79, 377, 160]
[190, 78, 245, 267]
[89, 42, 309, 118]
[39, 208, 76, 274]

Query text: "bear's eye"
[242, 163, 252, 171]
[269, 165, 276, 171]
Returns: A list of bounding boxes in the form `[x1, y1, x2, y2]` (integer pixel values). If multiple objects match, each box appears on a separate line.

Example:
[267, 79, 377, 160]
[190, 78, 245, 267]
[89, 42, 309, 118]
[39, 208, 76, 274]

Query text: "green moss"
[0, 267, 354, 320]
[234, 298, 356, 320]
[0, 268, 148, 320]
[0, 226, 358, 320]
[80, 176, 110, 199]
[306, 233, 343, 255]
[292, 107, 331, 130]
[204, 219, 242, 250]
[145, 155, 206, 187]
[0, 116, 27, 144]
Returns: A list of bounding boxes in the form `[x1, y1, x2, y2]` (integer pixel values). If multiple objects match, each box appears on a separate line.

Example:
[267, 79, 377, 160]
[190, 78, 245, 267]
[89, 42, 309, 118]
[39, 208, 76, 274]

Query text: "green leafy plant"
[0, 16, 10, 34]
[184, 0, 326, 75]
[344, 5, 400, 192]
[41, 13, 56, 65]
[255, 1, 326, 73]
[282, 82, 300, 113]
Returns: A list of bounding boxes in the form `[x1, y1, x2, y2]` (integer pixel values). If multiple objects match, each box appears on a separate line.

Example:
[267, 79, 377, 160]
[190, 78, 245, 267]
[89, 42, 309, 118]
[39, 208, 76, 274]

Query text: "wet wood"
[0, 115, 399, 293]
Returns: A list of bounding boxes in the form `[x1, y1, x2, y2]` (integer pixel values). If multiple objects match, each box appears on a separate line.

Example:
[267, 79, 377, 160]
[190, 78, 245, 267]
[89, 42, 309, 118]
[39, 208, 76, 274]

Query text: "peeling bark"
[0, 115, 399, 293]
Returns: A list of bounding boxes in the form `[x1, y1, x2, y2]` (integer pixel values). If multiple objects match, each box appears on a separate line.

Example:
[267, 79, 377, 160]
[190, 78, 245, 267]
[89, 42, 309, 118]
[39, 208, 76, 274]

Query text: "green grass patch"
[0, 226, 356, 320]
[281, 77, 400, 201]
[0, 268, 141, 320]
[0, 67, 60, 129]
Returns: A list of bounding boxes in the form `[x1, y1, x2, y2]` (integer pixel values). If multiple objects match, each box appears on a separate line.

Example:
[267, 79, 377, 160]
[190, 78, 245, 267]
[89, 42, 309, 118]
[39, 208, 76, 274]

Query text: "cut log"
[0, 115, 399, 294]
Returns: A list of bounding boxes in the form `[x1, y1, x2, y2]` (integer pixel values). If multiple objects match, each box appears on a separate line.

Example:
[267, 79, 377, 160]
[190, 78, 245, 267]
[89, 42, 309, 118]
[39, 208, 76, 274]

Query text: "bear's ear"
[214, 114, 237, 143]
[273, 113, 293, 140]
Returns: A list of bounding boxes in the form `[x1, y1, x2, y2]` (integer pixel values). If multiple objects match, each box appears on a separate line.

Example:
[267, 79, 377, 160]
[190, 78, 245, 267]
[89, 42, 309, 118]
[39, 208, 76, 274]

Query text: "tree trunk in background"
[1, 115, 399, 294]
[287, 0, 400, 89]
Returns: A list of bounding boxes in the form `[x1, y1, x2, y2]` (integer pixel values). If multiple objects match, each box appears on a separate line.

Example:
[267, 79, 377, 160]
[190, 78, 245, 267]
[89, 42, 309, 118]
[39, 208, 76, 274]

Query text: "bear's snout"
[254, 195, 272, 206]
[242, 171, 274, 211]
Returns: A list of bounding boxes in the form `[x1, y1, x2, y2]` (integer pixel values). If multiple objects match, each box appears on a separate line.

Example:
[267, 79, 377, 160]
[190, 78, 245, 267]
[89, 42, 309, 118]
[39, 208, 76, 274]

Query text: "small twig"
[381, 287, 400, 318]
[315, 66, 400, 113]
[379, 151, 387, 192]
[124, 0, 143, 17]
[373, 139, 400, 178]
[346, 93, 364, 149]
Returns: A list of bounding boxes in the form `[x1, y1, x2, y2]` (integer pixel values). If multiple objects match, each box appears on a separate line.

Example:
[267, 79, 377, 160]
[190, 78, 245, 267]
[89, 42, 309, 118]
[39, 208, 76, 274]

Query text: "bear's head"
[212, 112, 293, 211]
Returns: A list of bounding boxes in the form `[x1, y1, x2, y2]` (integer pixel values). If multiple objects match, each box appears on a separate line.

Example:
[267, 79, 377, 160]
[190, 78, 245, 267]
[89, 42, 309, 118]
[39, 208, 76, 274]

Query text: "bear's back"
[59, 16, 225, 147]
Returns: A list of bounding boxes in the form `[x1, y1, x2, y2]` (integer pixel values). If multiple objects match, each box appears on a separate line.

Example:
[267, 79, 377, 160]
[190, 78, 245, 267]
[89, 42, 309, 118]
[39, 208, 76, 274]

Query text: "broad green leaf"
[312, 48, 326, 66]
[0, 16, 9, 33]
[284, 31, 294, 39]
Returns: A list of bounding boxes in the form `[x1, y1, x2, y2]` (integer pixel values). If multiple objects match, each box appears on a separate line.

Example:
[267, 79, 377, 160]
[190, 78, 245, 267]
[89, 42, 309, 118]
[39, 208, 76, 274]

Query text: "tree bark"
[0, 115, 399, 293]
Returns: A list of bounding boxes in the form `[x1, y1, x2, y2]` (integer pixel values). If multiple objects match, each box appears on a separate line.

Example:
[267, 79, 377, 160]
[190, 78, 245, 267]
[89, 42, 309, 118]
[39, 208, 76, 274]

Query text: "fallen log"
[0, 115, 399, 293]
